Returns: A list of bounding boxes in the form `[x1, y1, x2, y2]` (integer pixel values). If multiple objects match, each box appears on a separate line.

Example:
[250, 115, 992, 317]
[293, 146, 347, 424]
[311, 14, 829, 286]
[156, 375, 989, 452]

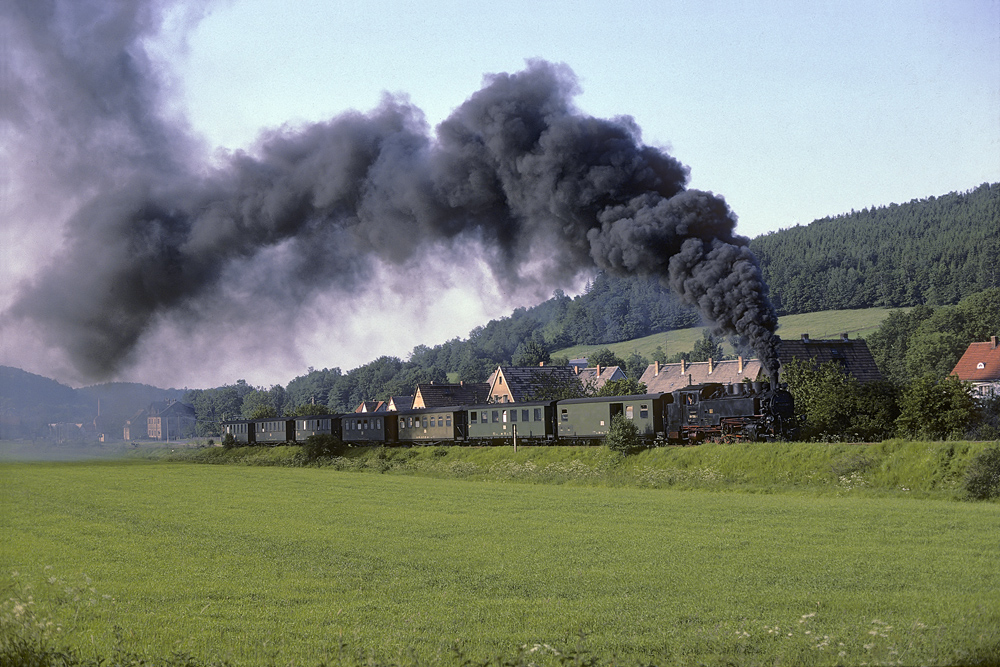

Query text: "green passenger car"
[556, 394, 667, 442]
[395, 407, 465, 444]
[465, 401, 554, 444]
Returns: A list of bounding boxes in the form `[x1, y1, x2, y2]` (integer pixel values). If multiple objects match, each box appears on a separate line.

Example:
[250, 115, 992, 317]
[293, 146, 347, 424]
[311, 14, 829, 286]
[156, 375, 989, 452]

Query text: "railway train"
[222, 380, 796, 447]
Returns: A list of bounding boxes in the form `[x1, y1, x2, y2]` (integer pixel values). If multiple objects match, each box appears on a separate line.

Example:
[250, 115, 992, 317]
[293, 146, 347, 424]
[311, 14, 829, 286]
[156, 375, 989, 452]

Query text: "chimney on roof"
[539, 361, 545, 367]
[574, 365, 580, 375]
[596, 364, 602, 377]
[654, 360, 660, 376]
[680, 359, 686, 374]
[802, 333, 810, 343]
[708, 357, 714, 374]
[992, 335, 998, 349]
[688, 373, 693, 386]
[738, 356, 743, 374]
[840, 332, 849, 342]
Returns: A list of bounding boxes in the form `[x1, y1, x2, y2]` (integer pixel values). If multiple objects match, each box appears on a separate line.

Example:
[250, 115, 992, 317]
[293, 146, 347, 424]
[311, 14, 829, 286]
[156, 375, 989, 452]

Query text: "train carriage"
[294, 414, 340, 442]
[253, 417, 296, 444]
[223, 419, 255, 444]
[466, 401, 555, 445]
[396, 406, 465, 445]
[341, 412, 397, 444]
[556, 393, 668, 443]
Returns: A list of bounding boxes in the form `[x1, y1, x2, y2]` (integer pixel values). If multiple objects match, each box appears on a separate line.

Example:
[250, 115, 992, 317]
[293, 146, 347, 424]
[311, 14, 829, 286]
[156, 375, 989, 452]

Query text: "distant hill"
[0, 366, 185, 440]
[751, 183, 999, 314]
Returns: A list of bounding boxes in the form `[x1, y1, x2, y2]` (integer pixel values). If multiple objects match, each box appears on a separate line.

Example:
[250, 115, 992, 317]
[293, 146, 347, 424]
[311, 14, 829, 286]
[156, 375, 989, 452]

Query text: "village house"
[145, 400, 196, 441]
[951, 336, 1000, 398]
[487, 365, 582, 403]
[777, 333, 883, 384]
[640, 357, 764, 393]
[412, 382, 490, 409]
[574, 365, 627, 392]
[354, 401, 385, 413]
[386, 395, 414, 411]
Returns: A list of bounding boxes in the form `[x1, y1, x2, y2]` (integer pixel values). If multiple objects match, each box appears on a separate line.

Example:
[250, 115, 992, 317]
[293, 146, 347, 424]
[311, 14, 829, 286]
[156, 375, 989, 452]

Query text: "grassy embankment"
[1, 439, 998, 666]
[552, 306, 905, 362]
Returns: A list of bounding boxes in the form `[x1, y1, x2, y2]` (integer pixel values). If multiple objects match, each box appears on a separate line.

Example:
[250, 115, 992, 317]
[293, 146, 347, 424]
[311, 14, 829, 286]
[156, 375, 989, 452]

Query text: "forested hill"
[751, 182, 999, 315]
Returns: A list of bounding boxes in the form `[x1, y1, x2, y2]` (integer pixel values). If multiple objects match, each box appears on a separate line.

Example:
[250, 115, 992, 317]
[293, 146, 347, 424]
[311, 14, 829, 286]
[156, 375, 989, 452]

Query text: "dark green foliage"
[752, 183, 1000, 314]
[184, 380, 255, 437]
[605, 412, 642, 454]
[587, 347, 626, 368]
[896, 375, 980, 440]
[287, 403, 330, 417]
[690, 330, 725, 362]
[301, 434, 347, 461]
[963, 446, 1000, 500]
[781, 359, 899, 442]
[221, 433, 236, 450]
[511, 340, 550, 366]
[594, 378, 648, 397]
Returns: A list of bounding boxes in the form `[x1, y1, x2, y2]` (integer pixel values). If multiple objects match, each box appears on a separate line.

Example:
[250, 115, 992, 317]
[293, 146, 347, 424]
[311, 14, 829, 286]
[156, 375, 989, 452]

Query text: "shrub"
[221, 433, 236, 450]
[301, 434, 346, 461]
[963, 446, 1000, 500]
[605, 412, 641, 454]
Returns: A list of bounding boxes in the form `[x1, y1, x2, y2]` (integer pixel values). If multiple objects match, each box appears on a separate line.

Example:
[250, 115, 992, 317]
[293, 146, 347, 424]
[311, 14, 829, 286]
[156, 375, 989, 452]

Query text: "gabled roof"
[355, 401, 385, 413]
[490, 366, 582, 402]
[951, 337, 1000, 382]
[413, 383, 490, 408]
[147, 400, 195, 417]
[386, 396, 414, 411]
[777, 334, 883, 383]
[640, 358, 764, 394]
[576, 365, 626, 391]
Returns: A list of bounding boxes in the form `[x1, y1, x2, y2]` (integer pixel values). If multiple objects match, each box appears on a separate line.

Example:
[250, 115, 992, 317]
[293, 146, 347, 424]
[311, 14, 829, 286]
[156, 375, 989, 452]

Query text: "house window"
[978, 362, 986, 369]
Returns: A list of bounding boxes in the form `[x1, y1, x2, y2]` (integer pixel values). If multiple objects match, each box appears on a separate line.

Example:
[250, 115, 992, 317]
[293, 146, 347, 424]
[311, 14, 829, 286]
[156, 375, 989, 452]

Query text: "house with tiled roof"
[575, 365, 627, 392]
[488, 365, 583, 403]
[355, 401, 385, 413]
[640, 357, 764, 394]
[951, 336, 1000, 398]
[412, 383, 490, 409]
[386, 396, 414, 412]
[146, 400, 196, 441]
[777, 333, 883, 384]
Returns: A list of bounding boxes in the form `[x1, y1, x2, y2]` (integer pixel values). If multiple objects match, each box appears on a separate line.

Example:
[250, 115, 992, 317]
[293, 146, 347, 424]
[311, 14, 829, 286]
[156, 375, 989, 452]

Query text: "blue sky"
[170, 0, 999, 239]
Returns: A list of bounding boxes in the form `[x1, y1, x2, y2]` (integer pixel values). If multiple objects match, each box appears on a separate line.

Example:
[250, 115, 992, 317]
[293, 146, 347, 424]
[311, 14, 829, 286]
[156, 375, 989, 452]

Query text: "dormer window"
[978, 362, 986, 369]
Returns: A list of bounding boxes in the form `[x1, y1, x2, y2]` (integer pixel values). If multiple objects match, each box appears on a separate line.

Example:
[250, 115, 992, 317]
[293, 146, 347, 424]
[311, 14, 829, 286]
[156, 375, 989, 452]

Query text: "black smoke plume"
[5, 2, 780, 380]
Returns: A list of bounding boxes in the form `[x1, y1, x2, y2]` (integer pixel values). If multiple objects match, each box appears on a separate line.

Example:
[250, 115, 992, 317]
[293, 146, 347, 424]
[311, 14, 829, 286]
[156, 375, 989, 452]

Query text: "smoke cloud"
[4, 1, 780, 383]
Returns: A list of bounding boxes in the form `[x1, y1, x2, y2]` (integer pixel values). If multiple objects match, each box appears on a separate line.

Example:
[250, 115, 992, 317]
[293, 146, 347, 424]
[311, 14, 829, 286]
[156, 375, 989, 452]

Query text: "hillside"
[552, 307, 906, 363]
[751, 182, 999, 314]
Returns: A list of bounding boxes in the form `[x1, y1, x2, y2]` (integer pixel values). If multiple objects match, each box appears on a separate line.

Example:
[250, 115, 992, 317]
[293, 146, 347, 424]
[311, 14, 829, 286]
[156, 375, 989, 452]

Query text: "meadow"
[2, 448, 999, 666]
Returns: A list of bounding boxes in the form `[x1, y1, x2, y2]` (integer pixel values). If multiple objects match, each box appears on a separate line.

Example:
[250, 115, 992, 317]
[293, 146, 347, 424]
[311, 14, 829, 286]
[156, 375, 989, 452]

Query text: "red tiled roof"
[951, 339, 1000, 382]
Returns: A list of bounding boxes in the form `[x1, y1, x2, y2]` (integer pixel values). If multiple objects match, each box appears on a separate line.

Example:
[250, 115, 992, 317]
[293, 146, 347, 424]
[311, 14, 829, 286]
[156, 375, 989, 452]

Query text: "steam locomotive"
[222, 381, 796, 447]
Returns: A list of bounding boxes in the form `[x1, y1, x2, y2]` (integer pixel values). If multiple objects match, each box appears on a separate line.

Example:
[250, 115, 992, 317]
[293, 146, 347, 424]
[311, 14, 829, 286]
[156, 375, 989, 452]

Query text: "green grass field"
[2, 451, 998, 666]
[553, 307, 906, 363]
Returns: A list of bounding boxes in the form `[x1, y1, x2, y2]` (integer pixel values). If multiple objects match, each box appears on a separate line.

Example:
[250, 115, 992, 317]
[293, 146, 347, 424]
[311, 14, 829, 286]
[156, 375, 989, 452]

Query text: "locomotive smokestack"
[5, 10, 782, 382]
